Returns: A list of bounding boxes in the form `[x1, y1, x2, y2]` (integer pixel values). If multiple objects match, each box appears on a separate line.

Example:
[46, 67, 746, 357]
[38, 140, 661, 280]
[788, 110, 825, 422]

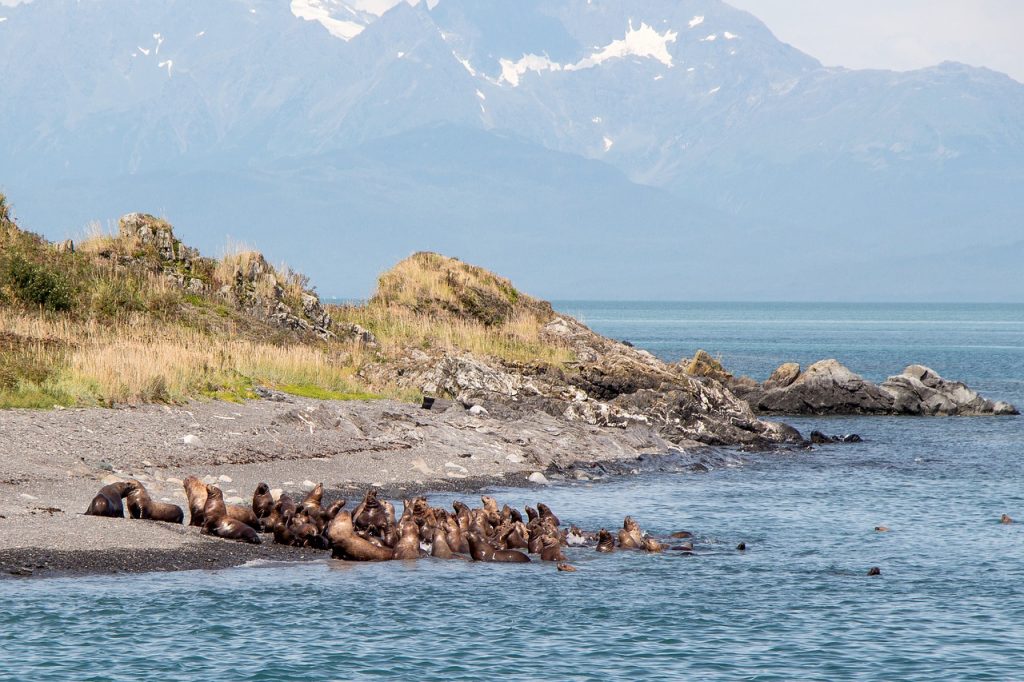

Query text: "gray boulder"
[880, 365, 1019, 416]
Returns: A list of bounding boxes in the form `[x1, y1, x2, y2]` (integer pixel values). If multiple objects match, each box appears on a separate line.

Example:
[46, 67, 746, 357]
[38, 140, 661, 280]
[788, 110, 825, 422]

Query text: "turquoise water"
[3, 303, 1023, 681]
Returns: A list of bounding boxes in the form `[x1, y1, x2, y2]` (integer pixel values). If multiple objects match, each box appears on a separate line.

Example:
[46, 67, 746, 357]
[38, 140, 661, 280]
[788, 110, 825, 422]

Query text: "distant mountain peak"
[290, 0, 438, 40]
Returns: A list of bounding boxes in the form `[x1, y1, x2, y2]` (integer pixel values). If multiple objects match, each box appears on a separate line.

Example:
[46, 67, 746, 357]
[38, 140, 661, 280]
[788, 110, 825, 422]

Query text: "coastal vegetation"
[0, 193, 572, 409]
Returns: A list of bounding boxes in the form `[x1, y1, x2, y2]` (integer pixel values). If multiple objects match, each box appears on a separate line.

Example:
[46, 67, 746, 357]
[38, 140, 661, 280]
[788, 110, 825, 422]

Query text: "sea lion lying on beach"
[84, 481, 133, 518]
[327, 511, 394, 561]
[183, 476, 260, 530]
[125, 480, 184, 524]
[202, 485, 261, 544]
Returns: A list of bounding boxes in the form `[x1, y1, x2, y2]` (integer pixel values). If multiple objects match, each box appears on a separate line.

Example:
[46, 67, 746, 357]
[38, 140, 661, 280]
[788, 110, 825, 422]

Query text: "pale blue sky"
[727, 0, 1024, 82]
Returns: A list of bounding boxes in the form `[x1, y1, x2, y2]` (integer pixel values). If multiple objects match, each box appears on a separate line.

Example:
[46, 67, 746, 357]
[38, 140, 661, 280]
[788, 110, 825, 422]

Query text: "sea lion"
[557, 563, 577, 572]
[202, 484, 260, 531]
[874, 526, 891, 532]
[202, 486, 260, 544]
[431, 525, 455, 559]
[1000, 514, 1014, 525]
[537, 503, 560, 527]
[670, 530, 693, 539]
[525, 506, 538, 523]
[642, 536, 664, 553]
[252, 483, 275, 520]
[736, 542, 747, 551]
[300, 483, 324, 515]
[85, 481, 132, 518]
[352, 489, 388, 533]
[540, 535, 567, 562]
[125, 481, 184, 524]
[467, 532, 531, 563]
[481, 496, 499, 514]
[393, 518, 422, 560]
[596, 529, 615, 553]
[565, 526, 587, 546]
[182, 476, 209, 526]
[671, 542, 694, 552]
[867, 566, 881, 576]
[326, 511, 394, 562]
[617, 516, 643, 549]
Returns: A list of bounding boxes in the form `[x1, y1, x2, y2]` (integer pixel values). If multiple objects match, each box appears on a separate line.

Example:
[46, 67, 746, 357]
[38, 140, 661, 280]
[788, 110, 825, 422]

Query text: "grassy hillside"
[0, 196, 573, 409]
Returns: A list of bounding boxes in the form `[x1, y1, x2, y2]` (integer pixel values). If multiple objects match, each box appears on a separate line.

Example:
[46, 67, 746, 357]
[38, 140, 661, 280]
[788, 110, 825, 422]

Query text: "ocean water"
[3, 303, 1023, 681]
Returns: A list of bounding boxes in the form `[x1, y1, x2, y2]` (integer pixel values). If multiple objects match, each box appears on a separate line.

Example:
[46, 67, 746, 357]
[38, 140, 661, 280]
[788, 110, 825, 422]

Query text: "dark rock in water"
[810, 431, 863, 444]
[734, 360, 1017, 417]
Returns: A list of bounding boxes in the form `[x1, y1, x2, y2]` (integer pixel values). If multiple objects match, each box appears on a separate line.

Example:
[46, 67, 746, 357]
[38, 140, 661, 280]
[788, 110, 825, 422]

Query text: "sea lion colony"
[83, 479, 717, 567]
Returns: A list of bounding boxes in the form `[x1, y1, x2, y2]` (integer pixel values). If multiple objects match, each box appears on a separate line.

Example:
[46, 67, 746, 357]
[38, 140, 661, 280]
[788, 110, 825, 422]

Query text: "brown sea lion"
[481, 496, 499, 514]
[182, 476, 209, 526]
[300, 483, 324, 515]
[1000, 514, 1014, 525]
[125, 481, 184, 524]
[525, 506, 538, 523]
[874, 526, 891, 532]
[431, 525, 455, 559]
[671, 542, 694, 552]
[617, 516, 643, 548]
[537, 503, 560, 527]
[557, 563, 577, 572]
[736, 542, 747, 551]
[867, 566, 881, 576]
[596, 529, 615, 553]
[85, 481, 132, 518]
[670, 530, 693, 539]
[540, 535, 567, 562]
[467, 532, 531, 563]
[202, 486, 260, 544]
[327, 511, 393, 562]
[642, 536, 664, 553]
[393, 518, 422, 560]
[252, 483, 275, 520]
[203, 484, 260, 531]
[352, 489, 388, 533]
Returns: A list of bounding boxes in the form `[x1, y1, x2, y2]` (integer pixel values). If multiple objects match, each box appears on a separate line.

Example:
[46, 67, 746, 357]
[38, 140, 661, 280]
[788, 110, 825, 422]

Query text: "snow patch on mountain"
[688, 15, 704, 28]
[290, 0, 365, 40]
[498, 22, 678, 87]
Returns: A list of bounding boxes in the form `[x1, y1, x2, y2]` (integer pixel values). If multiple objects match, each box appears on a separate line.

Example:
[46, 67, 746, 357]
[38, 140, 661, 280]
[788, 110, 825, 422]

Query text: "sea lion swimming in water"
[392, 518, 422, 560]
[642, 536, 664, 553]
[327, 511, 394, 562]
[540, 535, 567, 562]
[85, 481, 132, 518]
[467, 532, 531, 563]
[617, 516, 644, 549]
[125, 480, 184, 524]
[202, 486, 261, 544]
[1000, 514, 1014, 525]
[596, 529, 615, 553]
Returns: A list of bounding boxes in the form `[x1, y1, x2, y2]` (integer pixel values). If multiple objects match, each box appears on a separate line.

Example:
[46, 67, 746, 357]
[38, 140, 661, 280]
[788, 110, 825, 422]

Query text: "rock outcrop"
[729, 359, 1018, 416]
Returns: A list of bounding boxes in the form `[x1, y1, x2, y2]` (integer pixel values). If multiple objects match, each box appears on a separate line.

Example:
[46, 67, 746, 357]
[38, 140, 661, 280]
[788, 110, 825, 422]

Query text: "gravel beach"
[0, 395, 684, 578]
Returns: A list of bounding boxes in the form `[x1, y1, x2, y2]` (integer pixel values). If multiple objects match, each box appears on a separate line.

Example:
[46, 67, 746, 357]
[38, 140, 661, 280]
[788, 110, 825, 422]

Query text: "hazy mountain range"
[0, 0, 1021, 300]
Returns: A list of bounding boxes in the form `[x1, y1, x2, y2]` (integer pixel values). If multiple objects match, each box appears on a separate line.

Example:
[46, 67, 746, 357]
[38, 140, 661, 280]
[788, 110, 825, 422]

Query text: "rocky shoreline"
[0, 394, 744, 579]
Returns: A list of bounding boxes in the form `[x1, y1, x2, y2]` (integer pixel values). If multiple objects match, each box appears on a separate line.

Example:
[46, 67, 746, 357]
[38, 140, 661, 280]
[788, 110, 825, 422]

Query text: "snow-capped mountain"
[0, 0, 1021, 300]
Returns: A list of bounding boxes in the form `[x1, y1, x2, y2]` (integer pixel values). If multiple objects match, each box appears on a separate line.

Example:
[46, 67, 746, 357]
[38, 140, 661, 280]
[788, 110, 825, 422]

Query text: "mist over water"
[3, 302, 1022, 680]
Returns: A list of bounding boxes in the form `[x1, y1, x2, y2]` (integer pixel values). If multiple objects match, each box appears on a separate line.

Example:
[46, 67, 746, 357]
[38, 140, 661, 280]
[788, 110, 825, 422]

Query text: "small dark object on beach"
[421, 396, 454, 411]
[736, 542, 746, 551]
[867, 567, 881, 576]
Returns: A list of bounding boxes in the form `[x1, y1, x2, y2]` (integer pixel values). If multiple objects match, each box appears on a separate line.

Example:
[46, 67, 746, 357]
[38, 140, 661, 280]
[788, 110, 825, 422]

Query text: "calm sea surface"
[3, 302, 1023, 681]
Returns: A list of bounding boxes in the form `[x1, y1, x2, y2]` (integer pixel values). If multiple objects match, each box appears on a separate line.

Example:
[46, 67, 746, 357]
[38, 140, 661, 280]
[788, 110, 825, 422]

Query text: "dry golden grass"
[335, 252, 574, 365]
[0, 310, 379, 407]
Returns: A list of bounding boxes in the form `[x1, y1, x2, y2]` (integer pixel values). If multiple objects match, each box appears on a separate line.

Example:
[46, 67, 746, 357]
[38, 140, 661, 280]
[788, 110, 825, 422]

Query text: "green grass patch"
[278, 383, 380, 401]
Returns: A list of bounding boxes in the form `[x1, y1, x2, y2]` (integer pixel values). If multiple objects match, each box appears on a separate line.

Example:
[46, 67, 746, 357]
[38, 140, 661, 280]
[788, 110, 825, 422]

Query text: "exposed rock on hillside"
[360, 253, 803, 449]
[104, 213, 336, 339]
[728, 359, 1018, 416]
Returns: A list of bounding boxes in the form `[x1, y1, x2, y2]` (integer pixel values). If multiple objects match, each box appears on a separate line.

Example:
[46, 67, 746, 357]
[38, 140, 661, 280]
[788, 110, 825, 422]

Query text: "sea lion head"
[481, 496, 499, 514]
[623, 516, 640, 532]
[255, 483, 269, 496]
